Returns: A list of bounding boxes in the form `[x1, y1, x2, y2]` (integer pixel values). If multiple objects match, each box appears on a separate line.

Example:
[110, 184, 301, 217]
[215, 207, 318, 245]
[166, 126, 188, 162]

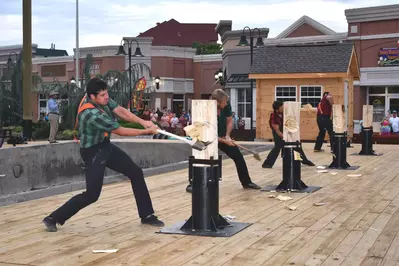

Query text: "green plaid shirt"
[78, 98, 120, 148]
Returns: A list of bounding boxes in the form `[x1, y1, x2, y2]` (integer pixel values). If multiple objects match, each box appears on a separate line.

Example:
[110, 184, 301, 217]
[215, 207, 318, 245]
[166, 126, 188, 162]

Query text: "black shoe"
[302, 160, 315, 166]
[243, 182, 261, 190]
[141, 215, 164, 227]
[43, 216, 57, 232]
[186, 184, 192, 193]
[262, 163, 272, 168]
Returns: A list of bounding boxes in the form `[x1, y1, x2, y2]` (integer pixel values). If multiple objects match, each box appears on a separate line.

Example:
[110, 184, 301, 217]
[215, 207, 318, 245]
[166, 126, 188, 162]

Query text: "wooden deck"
[1, 143, 399, 266]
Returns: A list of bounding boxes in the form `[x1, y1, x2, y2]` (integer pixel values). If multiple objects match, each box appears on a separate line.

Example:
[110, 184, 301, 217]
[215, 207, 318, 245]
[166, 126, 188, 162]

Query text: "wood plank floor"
[1, 143, 399, 266]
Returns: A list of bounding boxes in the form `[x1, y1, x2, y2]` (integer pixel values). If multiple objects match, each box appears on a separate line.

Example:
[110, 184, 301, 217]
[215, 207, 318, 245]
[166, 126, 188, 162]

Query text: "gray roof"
[250, 43, 354, 74]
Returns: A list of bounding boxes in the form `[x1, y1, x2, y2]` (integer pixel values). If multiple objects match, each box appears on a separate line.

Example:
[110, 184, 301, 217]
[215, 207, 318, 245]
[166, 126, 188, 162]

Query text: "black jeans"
[263, 131, 283, 166]
[218, 142, 252, 186]
[263, 131, 311, 167]
[314, 115, 334, 151]
[50, 141, 154, 225]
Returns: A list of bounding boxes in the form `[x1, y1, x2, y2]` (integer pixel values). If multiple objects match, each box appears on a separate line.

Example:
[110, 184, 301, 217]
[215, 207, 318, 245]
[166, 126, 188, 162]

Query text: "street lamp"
[7, 52, 19, 68]
[237, 26, 267, 140]
[155, 76, 160, 90]
[214, 68, 225, 86]
[116, 38, 144, 112]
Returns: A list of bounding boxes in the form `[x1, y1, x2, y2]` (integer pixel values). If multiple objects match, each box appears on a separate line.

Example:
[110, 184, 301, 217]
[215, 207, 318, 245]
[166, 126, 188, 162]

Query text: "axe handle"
[234, 142, 258, 155]
[156, 129, 193, 144]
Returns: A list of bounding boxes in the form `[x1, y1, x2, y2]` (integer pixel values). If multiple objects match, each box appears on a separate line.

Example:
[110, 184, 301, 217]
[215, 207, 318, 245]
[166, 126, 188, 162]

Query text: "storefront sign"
[378, 46, 399, 66]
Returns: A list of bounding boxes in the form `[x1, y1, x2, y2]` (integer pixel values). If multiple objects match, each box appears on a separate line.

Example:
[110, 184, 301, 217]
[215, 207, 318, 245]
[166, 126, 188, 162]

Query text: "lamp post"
[155, 76, 160, 90]
[116, 39, 144, 112]
[237, 27, 266, 140]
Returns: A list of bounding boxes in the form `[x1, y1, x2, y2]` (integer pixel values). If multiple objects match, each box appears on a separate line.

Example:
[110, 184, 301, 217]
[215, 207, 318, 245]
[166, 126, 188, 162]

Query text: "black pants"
[314, 115, 334, 151]
[263, 131, 283, 166]
[263, 131, 311, 167]
[218, 142, 252, 186]
[50, 141, 154, 225]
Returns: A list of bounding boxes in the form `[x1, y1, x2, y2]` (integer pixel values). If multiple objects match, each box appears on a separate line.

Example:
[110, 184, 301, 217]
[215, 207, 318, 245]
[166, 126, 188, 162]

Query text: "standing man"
[389, 110, 399, 134]
[186, 89, 261, 192]
[262, 101, 315, 168]
[47, 91, 59, 143]
[314, 92, 334, 152]
[43, 78, 163, 232]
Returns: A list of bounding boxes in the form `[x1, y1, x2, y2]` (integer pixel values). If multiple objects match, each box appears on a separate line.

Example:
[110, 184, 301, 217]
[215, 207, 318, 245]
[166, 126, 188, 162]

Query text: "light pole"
[155, 76, 160, 90]
[75, 0, 80, 90]
[116, 39, 144, 112]
[237, 27, 266, 140]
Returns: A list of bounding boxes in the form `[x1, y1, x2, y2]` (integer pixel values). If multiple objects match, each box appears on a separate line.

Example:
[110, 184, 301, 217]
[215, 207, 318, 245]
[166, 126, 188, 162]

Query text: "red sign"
[135, 77, 146, 91]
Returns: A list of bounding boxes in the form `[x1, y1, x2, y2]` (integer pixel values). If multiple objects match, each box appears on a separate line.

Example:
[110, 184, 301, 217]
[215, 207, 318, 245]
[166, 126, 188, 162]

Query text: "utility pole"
[75, 0, 79, 87]
[22, 0, 33, 140]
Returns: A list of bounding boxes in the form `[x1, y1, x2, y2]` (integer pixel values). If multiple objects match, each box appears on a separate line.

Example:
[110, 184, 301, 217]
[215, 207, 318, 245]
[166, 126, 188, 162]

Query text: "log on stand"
[261, 102, 321, 193]
[158, 100, 252, 237]
[357, 105, 380, 156]
[328, 104, 359, 170]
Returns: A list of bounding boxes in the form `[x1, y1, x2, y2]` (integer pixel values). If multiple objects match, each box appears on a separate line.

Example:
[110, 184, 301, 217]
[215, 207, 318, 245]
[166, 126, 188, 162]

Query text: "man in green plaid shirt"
[43, 78, 164, 232]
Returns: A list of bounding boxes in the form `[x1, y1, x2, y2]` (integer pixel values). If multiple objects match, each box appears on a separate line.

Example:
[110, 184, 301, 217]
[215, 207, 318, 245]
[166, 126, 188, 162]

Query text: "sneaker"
[243, 182, 261, 189]
[141, 215, 164, 227]
[43, 216, 57, 232]
[262, 163, 273, 168]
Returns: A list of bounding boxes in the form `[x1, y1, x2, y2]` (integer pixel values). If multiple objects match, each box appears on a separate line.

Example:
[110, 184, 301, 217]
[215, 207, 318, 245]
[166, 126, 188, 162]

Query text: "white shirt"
[389, 117, 399, 132]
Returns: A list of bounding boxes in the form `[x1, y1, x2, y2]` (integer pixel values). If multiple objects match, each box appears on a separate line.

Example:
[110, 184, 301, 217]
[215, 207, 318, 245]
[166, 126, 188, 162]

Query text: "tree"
[192, 42, 222, 55]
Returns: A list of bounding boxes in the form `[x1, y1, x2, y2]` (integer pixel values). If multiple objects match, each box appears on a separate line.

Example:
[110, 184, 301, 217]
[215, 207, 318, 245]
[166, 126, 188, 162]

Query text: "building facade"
[345, 4, 399, 130]
[220, 3, 399, 136]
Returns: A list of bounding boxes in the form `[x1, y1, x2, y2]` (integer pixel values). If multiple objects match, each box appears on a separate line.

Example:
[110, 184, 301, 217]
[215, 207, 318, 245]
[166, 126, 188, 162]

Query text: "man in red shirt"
[314, 92, 334, 152]
[262, 101, 314, 168]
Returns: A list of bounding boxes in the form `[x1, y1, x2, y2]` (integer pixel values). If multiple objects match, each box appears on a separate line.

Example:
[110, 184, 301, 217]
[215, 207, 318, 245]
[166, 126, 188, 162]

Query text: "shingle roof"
[226, 74, 251, 83]
[137, 19, 218, 47]
[250, 43, 354, 74]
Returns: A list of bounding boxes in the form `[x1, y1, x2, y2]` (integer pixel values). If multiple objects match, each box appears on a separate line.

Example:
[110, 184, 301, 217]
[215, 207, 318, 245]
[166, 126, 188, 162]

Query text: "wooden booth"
[249, 43, 360, 141]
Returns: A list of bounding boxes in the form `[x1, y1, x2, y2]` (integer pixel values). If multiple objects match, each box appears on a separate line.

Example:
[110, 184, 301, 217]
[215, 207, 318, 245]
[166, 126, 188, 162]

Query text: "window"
[237, 88, 251, 118]
[300, 86, 322, 108]
[41, 64, 66, 77]
[275, 86, 296, 102]
[38, 93, 47, 119]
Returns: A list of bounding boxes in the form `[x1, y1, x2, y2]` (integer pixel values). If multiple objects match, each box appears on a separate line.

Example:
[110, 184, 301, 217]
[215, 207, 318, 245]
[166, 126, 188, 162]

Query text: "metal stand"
[158, 156, 252, 237]
[358, 127, 379, 156]
[261, 141, 321, 193]
[328, 132, 359, 170]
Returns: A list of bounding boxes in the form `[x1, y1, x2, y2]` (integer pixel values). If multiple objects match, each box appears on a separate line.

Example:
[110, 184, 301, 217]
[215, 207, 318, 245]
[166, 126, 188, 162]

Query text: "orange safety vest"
[73, 95, 109, 141]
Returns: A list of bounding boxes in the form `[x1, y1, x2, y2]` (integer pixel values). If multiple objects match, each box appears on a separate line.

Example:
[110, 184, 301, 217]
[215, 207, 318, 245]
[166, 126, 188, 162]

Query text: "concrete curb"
[0, 144, 271, 207]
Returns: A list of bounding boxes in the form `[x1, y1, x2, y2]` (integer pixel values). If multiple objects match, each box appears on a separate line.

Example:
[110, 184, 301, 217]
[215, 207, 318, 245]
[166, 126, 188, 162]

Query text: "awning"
[225, 74, 253, 89]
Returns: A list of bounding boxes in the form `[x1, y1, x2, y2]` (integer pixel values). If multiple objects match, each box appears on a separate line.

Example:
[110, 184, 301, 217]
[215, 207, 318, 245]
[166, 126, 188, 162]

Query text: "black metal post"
[275, 141, 308, 191]
[359, 127, 377, 155]
[329, 132, 351, 169]
[128, 45, 132, 112]
[159, 155, 251, 237]
[249, 35, 254, 140]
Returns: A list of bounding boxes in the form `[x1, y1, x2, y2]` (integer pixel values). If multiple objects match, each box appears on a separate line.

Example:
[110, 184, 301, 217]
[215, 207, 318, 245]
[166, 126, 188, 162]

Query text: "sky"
[0, 0, 397, 55]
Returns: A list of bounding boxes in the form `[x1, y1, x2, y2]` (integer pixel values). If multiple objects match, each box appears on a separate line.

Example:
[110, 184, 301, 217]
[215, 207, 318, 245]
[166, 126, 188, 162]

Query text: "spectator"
[47, 91, 59, 143]
[389, 110, 399, 134]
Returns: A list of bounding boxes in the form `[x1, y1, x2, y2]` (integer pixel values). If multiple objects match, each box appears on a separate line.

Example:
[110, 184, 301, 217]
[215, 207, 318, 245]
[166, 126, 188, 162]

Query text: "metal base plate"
[157, 220, 252, 237]
[325, 165, 360, 170]
[351, 152, 383, 156]
[260, 185, 322, 193]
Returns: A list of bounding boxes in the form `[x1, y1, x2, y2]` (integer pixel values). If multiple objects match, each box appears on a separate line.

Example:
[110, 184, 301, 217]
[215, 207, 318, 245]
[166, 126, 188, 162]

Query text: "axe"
[156, 129, 212, 151]
[233, 142, 262, 161]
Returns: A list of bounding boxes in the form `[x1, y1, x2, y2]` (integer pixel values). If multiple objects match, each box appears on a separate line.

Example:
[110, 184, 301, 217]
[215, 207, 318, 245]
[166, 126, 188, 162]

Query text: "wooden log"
[362, 105, 373, 128]
[333, 104, 346, 133]
[191, 100, 218, 162]
[283, 102, 301, 142]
